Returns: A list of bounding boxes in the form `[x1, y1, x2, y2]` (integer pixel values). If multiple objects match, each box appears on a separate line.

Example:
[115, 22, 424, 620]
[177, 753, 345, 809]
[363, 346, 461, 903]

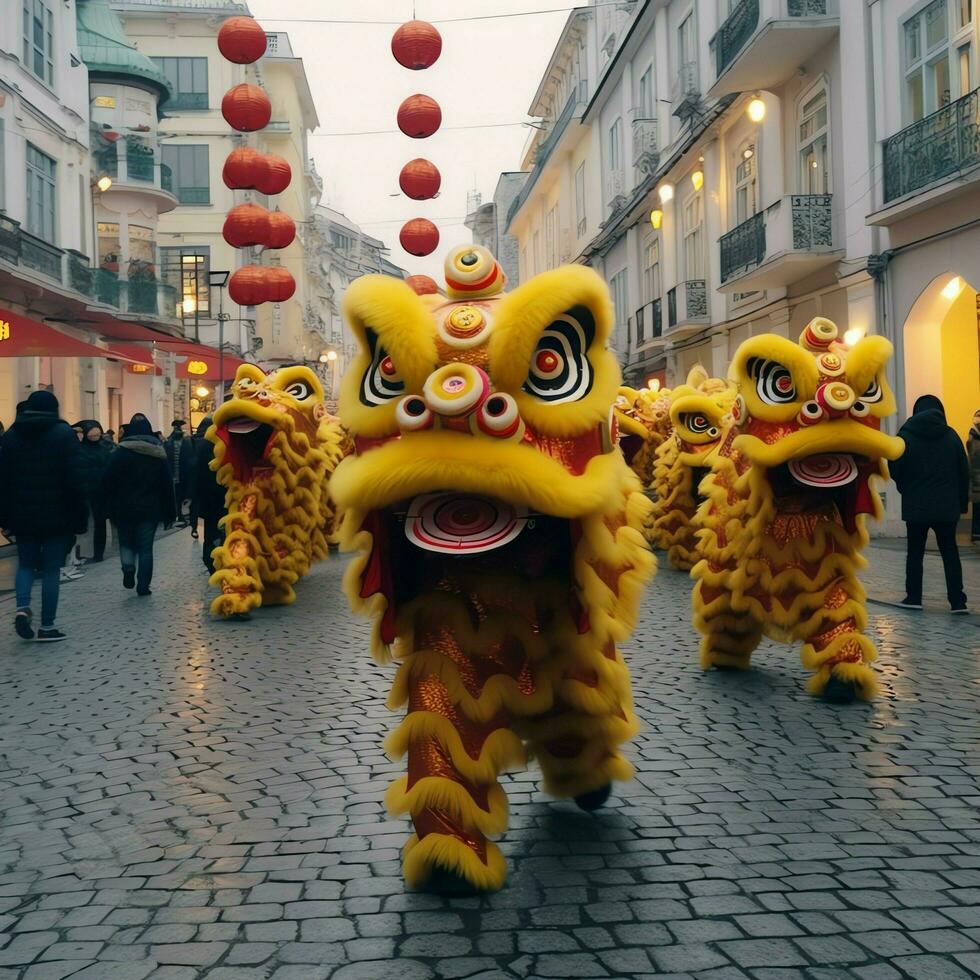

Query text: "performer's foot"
[821, 674, 858, 704]
[423, 865, 483, 896]
[574, 783, 612, 811]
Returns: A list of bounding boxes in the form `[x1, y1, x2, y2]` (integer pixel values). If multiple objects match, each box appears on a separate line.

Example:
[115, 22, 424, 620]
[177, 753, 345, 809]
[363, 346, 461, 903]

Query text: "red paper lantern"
[391, 20, 442, 70]
[229, 266, 269, 306]
[223, 203, 270, 248]
[223, 147, 265, 189]
[218, 16, 267, 64]
[266, 266, 296, 302]
[400, 218, 440, 257]
[397, 94, 442, 139]
[266, 211, 296, 249]
[255, 154, 291, 195]
[399, 158, 441, 200]
[406, 274, 439, 295]
[222, 84, 272, 132]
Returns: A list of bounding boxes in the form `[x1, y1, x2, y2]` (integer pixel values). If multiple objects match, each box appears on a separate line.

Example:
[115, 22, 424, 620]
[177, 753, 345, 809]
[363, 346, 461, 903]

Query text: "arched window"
[734, 139, 757, 225]
[798, 83, 831, 195]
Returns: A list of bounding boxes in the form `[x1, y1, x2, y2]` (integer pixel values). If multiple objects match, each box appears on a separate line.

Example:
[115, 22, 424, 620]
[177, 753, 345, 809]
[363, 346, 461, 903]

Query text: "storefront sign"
[187, 360, 208, 375]
[0, 318, 9, 342]
[94, 95, 117, 108]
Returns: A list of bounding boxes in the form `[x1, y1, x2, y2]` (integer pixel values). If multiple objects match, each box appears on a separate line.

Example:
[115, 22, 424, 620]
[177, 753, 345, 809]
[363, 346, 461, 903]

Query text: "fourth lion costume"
[691, 318, 903, 703]
[332, 246, 655, 892]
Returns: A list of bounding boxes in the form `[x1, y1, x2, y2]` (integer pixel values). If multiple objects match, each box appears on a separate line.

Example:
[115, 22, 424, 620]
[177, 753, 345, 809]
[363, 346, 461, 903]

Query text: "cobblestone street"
[0, 532, 977, 980]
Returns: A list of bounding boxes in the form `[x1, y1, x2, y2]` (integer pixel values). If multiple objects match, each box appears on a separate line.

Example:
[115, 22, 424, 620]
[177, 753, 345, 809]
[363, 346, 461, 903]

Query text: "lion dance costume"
[615, 383, 673, 487]
[332, 245, 655, 892]
[649, 367, 735, 570]
[207, 364, 344, 617]
[691, 318, 904, 702]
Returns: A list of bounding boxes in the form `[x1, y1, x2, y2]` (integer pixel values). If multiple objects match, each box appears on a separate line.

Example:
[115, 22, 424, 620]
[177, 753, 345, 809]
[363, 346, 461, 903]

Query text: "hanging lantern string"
[315, 121, 532, 138]
[262, 2, 642, 26]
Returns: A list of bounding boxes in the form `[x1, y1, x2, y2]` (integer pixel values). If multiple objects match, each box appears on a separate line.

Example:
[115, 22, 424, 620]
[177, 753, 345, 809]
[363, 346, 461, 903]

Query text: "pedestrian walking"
[164, 419, 195, 525]
[76, 420, 112, 563]
[190, 417, 225, 573]
[969, 408, 980, 544]
[0, 391, 87, 642]
[889, 394, 970, 613]
[101, 414, 176, 596]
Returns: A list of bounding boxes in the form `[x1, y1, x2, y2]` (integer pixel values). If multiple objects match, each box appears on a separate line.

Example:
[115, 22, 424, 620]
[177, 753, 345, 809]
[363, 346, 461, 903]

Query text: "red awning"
[94, 318, 181, 343]
[106, 344, 163, 376]
[0, 308, 115, 358]
[161, 340, 251, 381]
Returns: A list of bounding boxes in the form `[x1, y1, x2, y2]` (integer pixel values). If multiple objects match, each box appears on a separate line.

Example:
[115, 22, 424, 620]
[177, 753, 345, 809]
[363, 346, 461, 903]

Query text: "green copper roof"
[77, 0, 173, 106]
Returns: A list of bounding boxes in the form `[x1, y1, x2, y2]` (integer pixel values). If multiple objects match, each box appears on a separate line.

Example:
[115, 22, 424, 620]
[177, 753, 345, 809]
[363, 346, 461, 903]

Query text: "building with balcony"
[862, 0, 980, 444]
[505, 7, 599, 284]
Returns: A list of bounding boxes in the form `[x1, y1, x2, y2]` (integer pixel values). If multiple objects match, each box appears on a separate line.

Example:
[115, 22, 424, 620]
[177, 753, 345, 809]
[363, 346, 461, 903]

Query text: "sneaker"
[36, 628, 67, 642]
[136, 588, 152, 597]
[877, 597, 922, 610]
[122, 566, 136, 590]
[60, 568, 85, 582]
[951, 604, 969, 615]
[14, 610, 34, 641]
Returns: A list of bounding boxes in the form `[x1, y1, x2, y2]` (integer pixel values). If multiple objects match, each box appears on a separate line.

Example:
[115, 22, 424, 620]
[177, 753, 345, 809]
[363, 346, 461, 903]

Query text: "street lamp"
[209, 270, 231, 408]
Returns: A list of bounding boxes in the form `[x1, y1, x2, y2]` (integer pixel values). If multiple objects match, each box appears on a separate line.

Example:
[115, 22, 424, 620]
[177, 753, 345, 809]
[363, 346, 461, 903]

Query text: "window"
[0, 121, 5, 212]
[25, 144, 56, 242]
[903, 0, 975, 122]
[735, 142, 757, 223]
[609, 117, 622, 172]
[544, 204, 558, 268]
[23, 0, 54, 86]
[683, 190, 704, 280]
[642, 238, 661, 304]
[798, 87, 830, 194]
[678, 13, 696, 69]
[151, 57, 208, 110]
[532, 230, 542, 275]
[574, 162, 587, 236]
[330, 229, 355, 252]
[161, 145, 210, 204]
[638, 66, 654, 118]
[161, 247, 210, 317]
[610, 268, 629, 334]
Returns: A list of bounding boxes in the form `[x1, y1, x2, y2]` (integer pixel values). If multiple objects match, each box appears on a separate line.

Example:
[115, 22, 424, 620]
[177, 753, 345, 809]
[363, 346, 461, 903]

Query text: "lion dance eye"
[473, 393, 523, 438]
[861, 377, 882, 404]
[523, 310, 594, 403]
[283, 381, 311, 400]
[747, 356, 796, 405]
[395, 395, 434, 431]
[360, 343, 405, 406]
[682, 413, 712, 434]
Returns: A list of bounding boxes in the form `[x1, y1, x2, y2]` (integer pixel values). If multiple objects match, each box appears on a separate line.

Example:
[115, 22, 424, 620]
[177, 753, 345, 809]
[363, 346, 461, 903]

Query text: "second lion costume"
[332, 246, 655, 892]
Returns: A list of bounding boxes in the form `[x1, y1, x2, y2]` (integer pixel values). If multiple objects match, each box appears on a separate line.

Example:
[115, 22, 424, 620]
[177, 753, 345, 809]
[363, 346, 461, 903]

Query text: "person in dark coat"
[969, 408, 980, 544]
[100, 414, 176, 596]
[190, 417, 226, 573]
[0, 391, 87, 641]
[889, 394, 970, 613]
[164, 419, 195, 524]
[76, 420, 112, 562]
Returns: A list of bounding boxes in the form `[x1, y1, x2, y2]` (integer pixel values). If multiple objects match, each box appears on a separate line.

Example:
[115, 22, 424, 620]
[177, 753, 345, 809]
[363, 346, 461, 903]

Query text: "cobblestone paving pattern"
[0, 533, 978, 980]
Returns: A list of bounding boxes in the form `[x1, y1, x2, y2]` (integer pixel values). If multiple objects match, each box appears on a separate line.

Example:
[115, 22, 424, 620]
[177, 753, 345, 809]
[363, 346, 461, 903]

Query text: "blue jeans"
[117, 521, 157, 592]
[15, 535, 72, 629]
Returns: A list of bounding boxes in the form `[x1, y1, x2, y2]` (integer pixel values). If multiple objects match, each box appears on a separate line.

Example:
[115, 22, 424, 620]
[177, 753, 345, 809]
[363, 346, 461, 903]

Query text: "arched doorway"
[903, 273, 980, 442]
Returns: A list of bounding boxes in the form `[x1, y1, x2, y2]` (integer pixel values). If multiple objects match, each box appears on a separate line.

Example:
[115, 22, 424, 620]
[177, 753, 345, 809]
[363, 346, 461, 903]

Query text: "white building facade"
[506, 0, 979, 451]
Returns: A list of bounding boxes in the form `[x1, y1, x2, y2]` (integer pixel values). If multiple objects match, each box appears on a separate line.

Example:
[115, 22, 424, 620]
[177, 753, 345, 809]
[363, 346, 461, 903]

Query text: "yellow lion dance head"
[332, 245, 654, 893]
[207, 364, 344, 617]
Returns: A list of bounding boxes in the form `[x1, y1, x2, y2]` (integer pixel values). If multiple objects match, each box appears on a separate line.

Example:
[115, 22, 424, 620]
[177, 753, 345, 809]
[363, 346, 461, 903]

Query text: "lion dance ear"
[234, 363, 267, 387]
[686, 364, 709, 390]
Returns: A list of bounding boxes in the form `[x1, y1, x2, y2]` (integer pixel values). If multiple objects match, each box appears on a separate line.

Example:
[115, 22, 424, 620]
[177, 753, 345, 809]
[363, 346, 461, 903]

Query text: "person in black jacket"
[100, 414, 176, 596]
[0, 391, 87, 642]
[889, 394, 970, 613]
[164, 420, 195, 525]
[76, 420, 112, 562]
[190, 417, 226, 573]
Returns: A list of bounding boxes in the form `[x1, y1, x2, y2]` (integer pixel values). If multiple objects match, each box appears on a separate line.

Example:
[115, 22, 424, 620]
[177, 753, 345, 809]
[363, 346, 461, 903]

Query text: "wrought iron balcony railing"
[712, 0, 759, 79]
[67, 251, 94, 296]
[20, 231, 63, 283]
[671, 61, 700, 119]
[651, 297, 663, 338]
[633, 298, 664, 345]
[127, 143, 155, 182]
[93, 268, 120, 306]
[710, 0, 829, 80]
[0, 213, 22, 265]
[127, 276, 159, 315]
[632, 118, 659, 176]
[720, 211, 766, 283]
[883, 86, 980, 203]
[791, 194, 833, 248]
[667, 280, 708, 328]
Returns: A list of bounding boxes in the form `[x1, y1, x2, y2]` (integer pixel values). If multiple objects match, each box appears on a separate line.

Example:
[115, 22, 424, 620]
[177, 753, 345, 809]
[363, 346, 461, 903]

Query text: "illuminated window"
[161, 247, 210, 318]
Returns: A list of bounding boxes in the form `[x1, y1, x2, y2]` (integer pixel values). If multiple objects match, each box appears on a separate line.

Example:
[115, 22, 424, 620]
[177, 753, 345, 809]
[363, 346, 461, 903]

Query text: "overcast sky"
[245, 0, 569, 278]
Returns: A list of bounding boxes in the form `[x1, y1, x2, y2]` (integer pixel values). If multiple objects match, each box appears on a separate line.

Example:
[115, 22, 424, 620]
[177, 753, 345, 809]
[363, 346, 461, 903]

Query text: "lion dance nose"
[422, 363, 490, 418]
[816, 381, 855, 418]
